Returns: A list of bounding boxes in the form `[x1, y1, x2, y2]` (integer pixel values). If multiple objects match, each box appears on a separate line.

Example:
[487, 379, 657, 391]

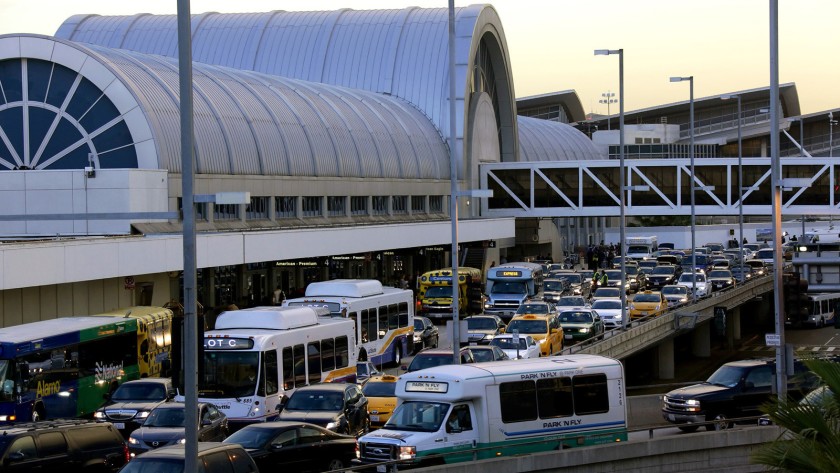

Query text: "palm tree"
[751, 358, 840, 472]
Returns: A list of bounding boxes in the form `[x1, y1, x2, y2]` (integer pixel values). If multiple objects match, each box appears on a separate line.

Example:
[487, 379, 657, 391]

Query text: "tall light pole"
[671, 76, 696, 302]
[600, 91, 617, 130]
[770, 0, 786, 401]
[595, 49, 626, 329]
[447, 0, 461, 364]
[722, 94, 744, 281]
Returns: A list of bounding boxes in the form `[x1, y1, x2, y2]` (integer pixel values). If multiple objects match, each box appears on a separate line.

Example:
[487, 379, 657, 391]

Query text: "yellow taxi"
[361, 374, 399, 429]
[505, 307, 564, 356]
[628, 290, 668, 320]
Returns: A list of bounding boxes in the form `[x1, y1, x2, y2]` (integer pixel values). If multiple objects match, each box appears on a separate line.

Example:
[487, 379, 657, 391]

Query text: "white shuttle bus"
[354, 355, 627, 468]
[198, 306, 357, 427]
[284, 279, 414, 366]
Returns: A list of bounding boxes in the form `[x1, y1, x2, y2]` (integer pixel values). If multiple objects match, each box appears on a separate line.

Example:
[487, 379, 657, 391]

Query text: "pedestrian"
[272, 285, 285, 305]
[599, 269, 608, 287]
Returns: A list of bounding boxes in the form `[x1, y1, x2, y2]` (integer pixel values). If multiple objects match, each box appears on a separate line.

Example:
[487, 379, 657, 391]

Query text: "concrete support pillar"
[692, 322, 711, 357]
[202, 267, 216, 308]
[730, 306, 742, 345]
[658, 338, 675, 380]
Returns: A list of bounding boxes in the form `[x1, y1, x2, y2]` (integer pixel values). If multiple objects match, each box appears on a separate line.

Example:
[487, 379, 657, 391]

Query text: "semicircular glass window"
[0, 58, 137, 171]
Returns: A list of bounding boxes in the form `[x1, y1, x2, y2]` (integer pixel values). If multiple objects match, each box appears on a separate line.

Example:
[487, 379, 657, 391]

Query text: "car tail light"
[123, 443, 130, 464]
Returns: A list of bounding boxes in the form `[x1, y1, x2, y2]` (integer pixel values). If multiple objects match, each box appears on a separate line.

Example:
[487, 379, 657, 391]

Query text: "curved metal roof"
[517, 116, 603, 161]
[0, 35, 449, 178]
[55, 6, 515, 160]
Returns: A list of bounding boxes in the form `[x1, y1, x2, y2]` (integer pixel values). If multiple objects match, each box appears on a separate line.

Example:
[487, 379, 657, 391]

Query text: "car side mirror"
[166, 389, 176, 400]
[7, 451, 25, 462]
[103, 392, 112, 401]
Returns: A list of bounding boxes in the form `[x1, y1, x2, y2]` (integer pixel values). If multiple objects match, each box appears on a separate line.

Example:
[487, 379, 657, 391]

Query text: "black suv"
[662, 358, 819, 432]
[94, 377, 176, 438]
[0, 420, 128, 472]
[277, 383, 370, 436]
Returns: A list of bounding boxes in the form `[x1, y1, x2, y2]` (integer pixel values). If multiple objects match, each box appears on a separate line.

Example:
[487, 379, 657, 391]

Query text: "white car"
[676, 272, 711, 298]
[661, 284, 690, 308]
[555, 296, 590, 310]
[590, 299, 624, 329]
[489, 334, 541, 359]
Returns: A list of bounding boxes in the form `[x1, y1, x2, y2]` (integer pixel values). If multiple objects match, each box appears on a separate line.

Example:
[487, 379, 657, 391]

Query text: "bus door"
[442, 403, 478, 463]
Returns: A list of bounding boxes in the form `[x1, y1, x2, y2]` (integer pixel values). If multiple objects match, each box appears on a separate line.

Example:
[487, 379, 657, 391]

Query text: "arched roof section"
[517, 116, 603, 162]
[55, 5, 519, 178]
[0, 34, 449, 178]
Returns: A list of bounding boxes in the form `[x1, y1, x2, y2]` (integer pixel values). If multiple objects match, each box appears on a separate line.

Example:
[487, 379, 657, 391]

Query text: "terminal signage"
[204, 337, 254, 350]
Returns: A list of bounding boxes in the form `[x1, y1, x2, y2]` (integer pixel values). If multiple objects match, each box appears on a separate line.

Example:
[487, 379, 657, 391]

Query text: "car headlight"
[399, 446, 417, 460]
[93, 411, 105, 420]
[178, 438, 186, 444]
[128, 437, 140, 445]
[579, 328, 590, 333]
[135, 410, 150, 419]
[685, 399, 700, 406]
[326, 421, 338, 430]
[538, 338, 547, 344]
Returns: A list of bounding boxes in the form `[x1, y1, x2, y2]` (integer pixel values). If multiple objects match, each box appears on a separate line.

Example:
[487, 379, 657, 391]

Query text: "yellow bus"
[93, 306, 173, 378]
[418, 267, 483, 321]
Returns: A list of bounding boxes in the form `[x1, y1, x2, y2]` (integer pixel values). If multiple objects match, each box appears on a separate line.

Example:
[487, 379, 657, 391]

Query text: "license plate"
[641, 311, 648, 316]
[370, 415, 380, 422]
[564, 334, 573, 340]
[668, 414, 675, 421]
[377, 466, 387, 473]
[114, 422, 125, 430]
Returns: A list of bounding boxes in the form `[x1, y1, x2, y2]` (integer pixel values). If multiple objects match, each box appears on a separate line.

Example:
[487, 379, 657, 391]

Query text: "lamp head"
[594, 49, 610, 56]
[669, 76, 686, 82]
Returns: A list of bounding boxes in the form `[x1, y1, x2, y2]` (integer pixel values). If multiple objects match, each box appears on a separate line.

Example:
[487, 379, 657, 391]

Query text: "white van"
[354, 355, 627, 468]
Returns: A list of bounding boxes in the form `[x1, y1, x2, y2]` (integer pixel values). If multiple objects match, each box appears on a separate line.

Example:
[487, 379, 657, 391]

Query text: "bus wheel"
[393, 343, 402, 367]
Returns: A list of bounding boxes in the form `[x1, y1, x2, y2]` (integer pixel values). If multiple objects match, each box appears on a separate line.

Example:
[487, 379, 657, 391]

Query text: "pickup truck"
[661, 358, 819, 432]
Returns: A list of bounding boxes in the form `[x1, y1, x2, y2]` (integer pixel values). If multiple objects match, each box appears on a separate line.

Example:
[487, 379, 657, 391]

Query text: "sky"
[0, 0, 837, 116]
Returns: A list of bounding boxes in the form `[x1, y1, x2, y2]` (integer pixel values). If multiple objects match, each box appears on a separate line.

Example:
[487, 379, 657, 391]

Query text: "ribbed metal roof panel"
[517, 116, 603, 162]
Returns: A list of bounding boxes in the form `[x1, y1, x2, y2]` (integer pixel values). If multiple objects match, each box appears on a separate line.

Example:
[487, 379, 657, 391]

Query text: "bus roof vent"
[305, 279, 384, 298]
[215, 306, 328, 330]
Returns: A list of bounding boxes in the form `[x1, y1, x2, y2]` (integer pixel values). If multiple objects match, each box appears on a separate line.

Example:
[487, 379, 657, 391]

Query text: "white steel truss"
[480, 157, 840, 218]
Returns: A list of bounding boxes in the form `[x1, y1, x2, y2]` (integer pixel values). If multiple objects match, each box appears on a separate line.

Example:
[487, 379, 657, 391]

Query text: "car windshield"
[467, 318, 498, 330]
[651, 266, 675, 275]
[516, 304, 549, 315]
[559, 311, 593, 323]
[562, 274, 582, 284]
[506, 319, 547, 334]
[408, 354, 453, 372]
[706, 365, 747, 388]
[144, 407, 185, 428]
[491, 282, 526, 294]
[544, 280, 566, 292]
[592, 300, 621, 309]
[111, 383, 167, 402]
[118, 458, 189, 473]
[224, 427, 279, 449]
[708, 270, 732, 278]
[557, 297, 586, 307]
[661, 286, 687, 295]
[756, 249, 774, 259]
[594, 288, 619, 297]
[678, 274, 706, 283]
[624, 266, 639, 276]
[362, 381, 397, 397]
[491, 337, 529, 350]
[470, 348, 503, 362]
[413, 319, 426, 331]
[633, 294, 661, 303]
[605, 270, 622, 280]
[384, 401, 449, 432]
[285, 391, 344, 411]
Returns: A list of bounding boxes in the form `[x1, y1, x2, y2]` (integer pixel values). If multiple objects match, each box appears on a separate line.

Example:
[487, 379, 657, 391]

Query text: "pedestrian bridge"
[480, 157, 840, 218]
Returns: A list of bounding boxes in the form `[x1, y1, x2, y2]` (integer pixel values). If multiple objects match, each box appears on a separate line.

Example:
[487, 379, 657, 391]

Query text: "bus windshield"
[424, 286, 455, 298]
[384, 401, 449, 432]
[490, 282, 526, 294]
[200, 351, 260, 398]
[0, 361, 11, 401]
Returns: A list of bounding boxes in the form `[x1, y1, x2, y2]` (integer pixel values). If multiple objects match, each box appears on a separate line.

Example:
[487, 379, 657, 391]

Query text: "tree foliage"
[751, 359, 840, 472]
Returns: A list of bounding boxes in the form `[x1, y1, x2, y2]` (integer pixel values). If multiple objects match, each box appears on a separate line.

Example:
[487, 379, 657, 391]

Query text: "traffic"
[0, 238, 835, 472]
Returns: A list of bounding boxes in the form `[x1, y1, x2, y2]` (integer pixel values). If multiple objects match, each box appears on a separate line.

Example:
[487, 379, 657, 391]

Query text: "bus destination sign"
[405, 381, 449, 393]
[499, 271, 522, 277]
[203, 337, 254, 350]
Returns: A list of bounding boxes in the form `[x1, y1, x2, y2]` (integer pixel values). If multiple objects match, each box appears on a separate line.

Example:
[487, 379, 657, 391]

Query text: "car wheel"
[325, 458, 345, 471]
[707, 413, 732, 431]
[678, 425, 699, 433]
[432, 335, 439, 349]
[31, 408, 41, 422]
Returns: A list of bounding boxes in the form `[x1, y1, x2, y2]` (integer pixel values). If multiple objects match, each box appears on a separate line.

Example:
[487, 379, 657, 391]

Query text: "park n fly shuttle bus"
[355, 354, 627, 467]
[483, 262, 544, 320]
[284, 279, 414, 366]
[0, 316, 139, 423]
[198, 305, 357, 427]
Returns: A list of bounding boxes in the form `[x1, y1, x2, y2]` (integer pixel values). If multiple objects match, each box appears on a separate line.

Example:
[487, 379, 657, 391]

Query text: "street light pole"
[595, 49, 625, 329]
[671, 76, 696, 302]
[600, 91, 617, 130]
[722, 95, 744, 281]
[447, 0, 461, 364]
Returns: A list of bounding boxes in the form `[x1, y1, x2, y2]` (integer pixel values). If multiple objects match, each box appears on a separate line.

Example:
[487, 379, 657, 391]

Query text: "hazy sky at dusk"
[1, 0, 836, 115]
